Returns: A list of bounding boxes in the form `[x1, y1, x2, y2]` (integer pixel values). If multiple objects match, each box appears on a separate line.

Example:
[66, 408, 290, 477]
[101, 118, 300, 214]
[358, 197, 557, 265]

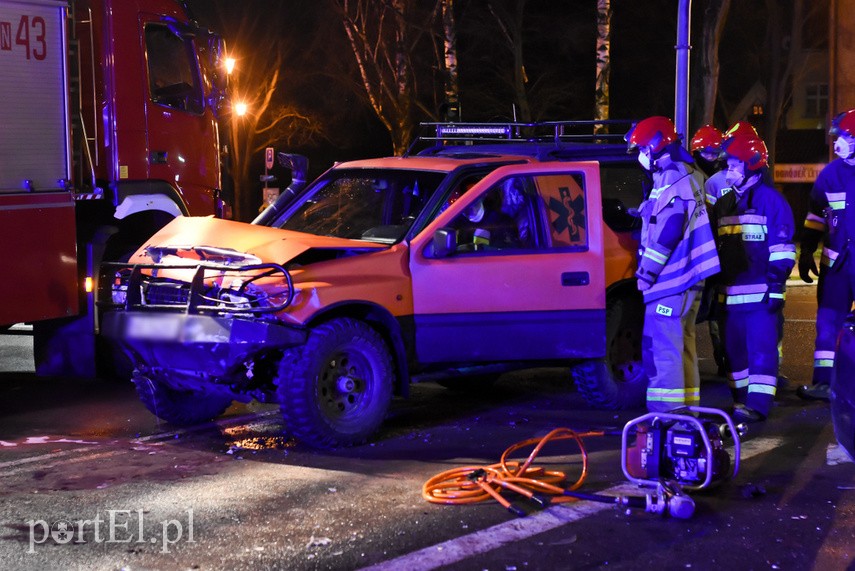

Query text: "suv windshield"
[276, 169, 447, 243]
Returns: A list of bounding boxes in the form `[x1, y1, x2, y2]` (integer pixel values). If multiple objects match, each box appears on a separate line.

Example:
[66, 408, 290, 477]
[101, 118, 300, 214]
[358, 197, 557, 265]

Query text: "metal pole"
[675, 0, 692, 146]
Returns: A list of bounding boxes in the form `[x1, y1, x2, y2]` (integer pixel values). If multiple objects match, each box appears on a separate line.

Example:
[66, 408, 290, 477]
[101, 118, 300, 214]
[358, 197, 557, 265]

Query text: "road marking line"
[0, 447, 95, 471]
[0, 450, 127, 477]
[360, 436, 783, 571]
[361, 483, 640, 571]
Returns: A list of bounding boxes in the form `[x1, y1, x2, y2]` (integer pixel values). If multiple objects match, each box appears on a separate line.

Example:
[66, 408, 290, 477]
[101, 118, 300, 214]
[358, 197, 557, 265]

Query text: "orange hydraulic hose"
[422, 428, 605, 508]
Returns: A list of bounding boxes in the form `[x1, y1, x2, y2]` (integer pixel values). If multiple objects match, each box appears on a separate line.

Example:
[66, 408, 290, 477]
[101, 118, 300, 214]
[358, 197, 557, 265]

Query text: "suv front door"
[409, 162, 607, 364]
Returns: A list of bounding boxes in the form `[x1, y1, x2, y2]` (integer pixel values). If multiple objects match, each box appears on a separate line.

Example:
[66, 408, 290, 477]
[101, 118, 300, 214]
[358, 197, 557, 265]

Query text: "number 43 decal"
[0, 15, 47, 61]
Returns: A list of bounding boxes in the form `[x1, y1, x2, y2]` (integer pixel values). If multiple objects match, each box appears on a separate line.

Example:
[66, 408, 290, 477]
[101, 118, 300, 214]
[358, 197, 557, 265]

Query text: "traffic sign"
[265, 147, 275, 170]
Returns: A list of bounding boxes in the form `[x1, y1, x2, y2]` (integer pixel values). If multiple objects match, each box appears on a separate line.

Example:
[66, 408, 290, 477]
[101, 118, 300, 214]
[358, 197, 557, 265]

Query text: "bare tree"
[442, 0, 460, 121]
[199, 5, 324, 221]
[761, 0, 803, 162]
[594, 0, 611, 132]
[486, 0, 530, 122]
[228, 58, 321, 220]
[698, 0, 731, 126]
[337, 0, 443, 155]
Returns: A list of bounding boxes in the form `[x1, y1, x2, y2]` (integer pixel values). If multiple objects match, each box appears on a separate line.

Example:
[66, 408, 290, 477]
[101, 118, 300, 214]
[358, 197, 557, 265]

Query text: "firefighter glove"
[798, 254, 818, 284]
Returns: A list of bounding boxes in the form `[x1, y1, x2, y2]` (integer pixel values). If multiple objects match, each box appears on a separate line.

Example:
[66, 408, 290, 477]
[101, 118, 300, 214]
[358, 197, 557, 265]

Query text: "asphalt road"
[0, 285, 853, 571]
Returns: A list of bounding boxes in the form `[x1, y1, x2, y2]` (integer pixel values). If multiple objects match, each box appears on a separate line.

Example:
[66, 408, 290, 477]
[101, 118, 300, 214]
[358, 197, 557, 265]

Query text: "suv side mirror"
[432, 228, 457, 258]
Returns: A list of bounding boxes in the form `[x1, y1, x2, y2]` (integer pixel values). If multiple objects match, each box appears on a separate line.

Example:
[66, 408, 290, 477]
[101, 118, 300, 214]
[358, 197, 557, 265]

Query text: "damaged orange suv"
[102, 121, 648, 448]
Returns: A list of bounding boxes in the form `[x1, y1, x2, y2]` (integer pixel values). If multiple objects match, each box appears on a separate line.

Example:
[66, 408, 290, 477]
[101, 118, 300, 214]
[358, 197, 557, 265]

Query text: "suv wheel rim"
[319, 350, 369, 420]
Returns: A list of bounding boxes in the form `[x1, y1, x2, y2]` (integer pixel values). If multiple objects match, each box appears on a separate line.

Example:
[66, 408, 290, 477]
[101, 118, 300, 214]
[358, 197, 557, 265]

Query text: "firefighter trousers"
[643, 287, 702, 413]
[813, 268, 855, 385]
[723, 307, 778, 417]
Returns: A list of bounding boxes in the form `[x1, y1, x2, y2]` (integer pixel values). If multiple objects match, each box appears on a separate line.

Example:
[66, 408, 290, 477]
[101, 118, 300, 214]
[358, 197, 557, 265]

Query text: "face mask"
[834, 136, 855, 160]
[724, 166, 745, 189]
[637, 151, 652, 171]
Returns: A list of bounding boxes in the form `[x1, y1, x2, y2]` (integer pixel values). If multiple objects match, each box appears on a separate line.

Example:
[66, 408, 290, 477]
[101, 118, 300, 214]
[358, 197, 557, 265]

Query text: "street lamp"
[234, 101, 248, 117]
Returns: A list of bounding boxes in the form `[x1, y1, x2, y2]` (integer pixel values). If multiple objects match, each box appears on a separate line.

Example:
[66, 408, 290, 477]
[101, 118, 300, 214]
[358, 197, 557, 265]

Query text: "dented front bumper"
[102, 311, 307, 378]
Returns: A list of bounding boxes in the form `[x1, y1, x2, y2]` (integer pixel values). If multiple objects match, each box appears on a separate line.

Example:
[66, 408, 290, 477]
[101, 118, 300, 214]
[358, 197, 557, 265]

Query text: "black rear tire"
[133, 374, 233, 425]
[572, 292, 647, 410]
[276, 318, 394, 448]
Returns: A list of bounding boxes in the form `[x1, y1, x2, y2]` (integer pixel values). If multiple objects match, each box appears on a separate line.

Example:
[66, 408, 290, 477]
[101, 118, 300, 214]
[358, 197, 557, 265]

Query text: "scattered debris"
[306, 536, 332, 548]
[827, 443, 854, 466]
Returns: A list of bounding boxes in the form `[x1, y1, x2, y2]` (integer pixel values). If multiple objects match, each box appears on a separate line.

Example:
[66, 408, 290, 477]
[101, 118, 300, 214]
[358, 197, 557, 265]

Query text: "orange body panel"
[283, 244, 414, 325]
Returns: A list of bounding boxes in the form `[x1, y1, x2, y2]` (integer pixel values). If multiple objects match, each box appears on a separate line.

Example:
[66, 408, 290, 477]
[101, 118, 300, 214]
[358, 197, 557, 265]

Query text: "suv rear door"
[409, 162, 607, 363]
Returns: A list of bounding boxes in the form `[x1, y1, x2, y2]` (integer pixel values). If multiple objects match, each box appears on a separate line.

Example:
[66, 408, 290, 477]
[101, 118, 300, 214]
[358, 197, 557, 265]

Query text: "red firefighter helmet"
[723, 121, 759, 142]
[690, 125, 724, 154]
[722, 136, 768, 171]
[626, 116, 678, 156]
[830, 110, 855, 138]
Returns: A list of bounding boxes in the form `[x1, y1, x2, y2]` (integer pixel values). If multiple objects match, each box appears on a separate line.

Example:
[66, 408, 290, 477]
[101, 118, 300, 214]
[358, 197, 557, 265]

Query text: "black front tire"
[276, 318, 394, 449]
[133, 374, 233, 425]
[572, 292, 647, 410]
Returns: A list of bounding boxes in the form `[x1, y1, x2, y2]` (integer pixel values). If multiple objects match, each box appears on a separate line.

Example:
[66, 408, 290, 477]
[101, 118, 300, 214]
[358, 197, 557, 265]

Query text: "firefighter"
[691, 124, 729, 377]
[455, 192, 521, 250]
[723, 121, 791, 386]
[691, 124, 729, 204]
[797, 109, 855, 401]
[626, 116, 721, 413]
[714, 135, 796, 422]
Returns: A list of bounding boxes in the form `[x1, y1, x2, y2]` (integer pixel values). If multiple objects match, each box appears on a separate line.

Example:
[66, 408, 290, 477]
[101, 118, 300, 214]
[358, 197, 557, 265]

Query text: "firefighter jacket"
[714, 179, 796, 311]
[704, 170, 732, 206]
[636, 162, 721, 303]
[801, 158, 855, 273]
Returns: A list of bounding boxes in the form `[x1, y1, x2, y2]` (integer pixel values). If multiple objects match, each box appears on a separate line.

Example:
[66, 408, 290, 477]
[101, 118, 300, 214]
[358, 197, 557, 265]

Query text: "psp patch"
[656, 304, 673, 317]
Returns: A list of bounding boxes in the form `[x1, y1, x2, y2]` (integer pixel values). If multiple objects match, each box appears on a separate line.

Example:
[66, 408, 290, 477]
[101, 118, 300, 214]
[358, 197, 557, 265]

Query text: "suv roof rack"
[406, 119, 635, 157]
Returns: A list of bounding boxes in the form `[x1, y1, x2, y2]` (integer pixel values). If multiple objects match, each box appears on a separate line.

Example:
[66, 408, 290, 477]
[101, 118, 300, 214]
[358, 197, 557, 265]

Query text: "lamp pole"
[675, 0, 692, 146]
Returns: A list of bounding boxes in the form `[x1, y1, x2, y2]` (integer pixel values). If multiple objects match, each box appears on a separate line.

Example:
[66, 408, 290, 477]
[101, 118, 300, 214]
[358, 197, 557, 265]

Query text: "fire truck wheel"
[572, 292, 647, 410]
[276, 318, 394, 449]
[133, 374, 233, 425]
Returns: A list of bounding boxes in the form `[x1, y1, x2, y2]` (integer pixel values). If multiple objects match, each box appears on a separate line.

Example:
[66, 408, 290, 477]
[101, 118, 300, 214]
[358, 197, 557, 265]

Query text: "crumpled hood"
[131, 216, 385, 266]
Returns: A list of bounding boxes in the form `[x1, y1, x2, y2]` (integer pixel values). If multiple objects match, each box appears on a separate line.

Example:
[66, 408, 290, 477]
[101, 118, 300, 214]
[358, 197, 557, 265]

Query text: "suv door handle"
[561, 271, 590, 286]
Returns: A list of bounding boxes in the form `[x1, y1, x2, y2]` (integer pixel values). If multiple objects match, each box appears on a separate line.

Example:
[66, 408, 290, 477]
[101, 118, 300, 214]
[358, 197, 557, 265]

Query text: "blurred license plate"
[125, 314, 181, 340]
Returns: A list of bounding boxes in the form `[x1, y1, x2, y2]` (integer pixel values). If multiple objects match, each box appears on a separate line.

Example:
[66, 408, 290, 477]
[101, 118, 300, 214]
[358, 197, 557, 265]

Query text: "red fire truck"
[0, 0, 229, 377]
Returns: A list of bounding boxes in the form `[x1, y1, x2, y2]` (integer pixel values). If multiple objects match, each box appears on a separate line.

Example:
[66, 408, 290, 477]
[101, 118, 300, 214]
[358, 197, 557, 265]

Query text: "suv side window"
[537, 173, 588, 249]
[448, 175, 539, 253]
[145, 24, 203, 114]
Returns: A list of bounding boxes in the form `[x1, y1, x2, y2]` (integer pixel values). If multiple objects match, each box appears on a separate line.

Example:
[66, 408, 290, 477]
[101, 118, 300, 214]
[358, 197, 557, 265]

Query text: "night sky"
[184, 1, 795, 182]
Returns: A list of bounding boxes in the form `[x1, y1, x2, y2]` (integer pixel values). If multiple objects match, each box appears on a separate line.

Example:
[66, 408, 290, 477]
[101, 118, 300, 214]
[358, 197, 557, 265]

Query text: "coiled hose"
[422, 427, 620, 515]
